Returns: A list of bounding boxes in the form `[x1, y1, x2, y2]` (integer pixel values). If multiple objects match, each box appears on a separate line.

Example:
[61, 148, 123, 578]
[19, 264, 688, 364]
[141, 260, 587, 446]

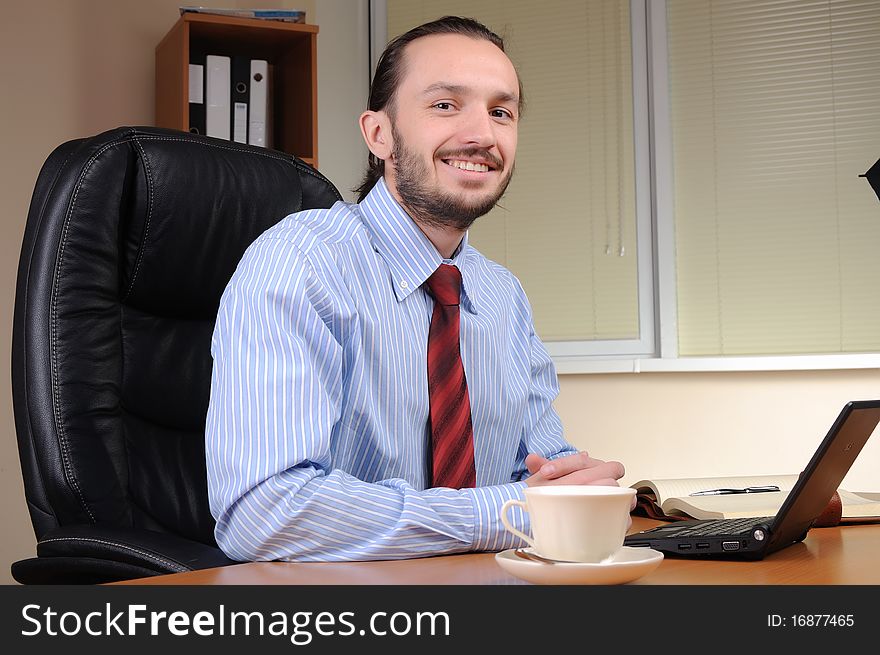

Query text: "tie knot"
[426, 264, 462, 306]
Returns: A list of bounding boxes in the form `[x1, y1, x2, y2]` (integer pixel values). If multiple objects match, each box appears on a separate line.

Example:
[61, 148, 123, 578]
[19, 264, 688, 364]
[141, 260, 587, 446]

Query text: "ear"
[359, 110, 393, 161]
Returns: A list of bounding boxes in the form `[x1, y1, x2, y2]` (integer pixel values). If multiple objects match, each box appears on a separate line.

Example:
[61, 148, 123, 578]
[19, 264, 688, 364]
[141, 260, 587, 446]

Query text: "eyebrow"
[421, 82, 519, 108]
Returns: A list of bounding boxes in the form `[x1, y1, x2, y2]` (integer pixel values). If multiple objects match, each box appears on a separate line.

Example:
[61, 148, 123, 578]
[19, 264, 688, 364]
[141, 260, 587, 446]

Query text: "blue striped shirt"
[205, 177, 576, 561]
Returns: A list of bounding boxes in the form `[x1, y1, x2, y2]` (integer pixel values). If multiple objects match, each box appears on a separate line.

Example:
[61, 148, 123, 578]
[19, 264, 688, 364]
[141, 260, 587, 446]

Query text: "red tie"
[425, 264, 476, 489]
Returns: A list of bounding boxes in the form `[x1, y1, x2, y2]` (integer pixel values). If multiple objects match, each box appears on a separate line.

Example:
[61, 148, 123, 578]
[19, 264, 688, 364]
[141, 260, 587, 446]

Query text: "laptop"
[624, 399, 880, 560]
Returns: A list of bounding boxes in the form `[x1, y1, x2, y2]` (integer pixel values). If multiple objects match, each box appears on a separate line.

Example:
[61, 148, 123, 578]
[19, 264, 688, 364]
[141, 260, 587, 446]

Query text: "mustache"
[436, 147, 504, 171]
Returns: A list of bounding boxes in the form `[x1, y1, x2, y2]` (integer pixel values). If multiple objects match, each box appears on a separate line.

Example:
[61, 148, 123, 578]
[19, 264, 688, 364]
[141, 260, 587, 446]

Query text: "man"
[206, 16, 627, 562]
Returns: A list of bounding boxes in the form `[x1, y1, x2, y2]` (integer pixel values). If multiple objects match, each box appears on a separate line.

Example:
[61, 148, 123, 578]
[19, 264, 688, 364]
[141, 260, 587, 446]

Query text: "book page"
[850, 491, 880, 501]
[838, 490, 880, 518]
[663, 488, 880, 520]
[630, 474, 800, 506]
[664, 491, 789, 520]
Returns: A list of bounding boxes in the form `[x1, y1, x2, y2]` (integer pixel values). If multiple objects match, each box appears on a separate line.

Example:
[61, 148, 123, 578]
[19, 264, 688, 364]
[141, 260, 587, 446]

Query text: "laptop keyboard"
[669, 516, 773, 537]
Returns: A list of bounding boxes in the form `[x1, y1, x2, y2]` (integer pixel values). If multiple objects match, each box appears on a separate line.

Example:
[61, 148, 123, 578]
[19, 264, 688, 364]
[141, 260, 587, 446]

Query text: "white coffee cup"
[500, 485, 636, 563]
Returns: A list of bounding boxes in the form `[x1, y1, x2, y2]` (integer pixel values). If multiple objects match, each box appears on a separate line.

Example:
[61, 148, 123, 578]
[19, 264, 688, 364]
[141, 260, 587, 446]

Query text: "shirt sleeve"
[206, 236, 535, 561]
[507, 276, 579, 484]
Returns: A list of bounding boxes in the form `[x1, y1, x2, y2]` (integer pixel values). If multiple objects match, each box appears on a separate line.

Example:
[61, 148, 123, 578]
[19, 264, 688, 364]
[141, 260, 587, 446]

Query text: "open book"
[631, 474, 880, 523]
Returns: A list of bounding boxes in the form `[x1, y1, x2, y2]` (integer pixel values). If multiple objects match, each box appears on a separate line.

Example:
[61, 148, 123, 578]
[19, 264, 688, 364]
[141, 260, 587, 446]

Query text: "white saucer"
[495, 546, 663, 585]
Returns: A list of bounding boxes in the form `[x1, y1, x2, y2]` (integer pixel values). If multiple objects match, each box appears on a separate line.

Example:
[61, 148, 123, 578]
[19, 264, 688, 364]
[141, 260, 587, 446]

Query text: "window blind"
[668, 0, 880, 356]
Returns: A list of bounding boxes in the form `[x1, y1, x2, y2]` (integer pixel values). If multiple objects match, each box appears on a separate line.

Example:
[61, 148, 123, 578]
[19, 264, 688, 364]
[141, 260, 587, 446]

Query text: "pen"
[689, 485, 781, 496]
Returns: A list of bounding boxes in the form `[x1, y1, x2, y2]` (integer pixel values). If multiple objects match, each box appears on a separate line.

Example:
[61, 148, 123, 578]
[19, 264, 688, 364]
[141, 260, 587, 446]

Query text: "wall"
[314, 0, 369, 200]
[0, 1, 877, 585]
[556, 370, 880, 492]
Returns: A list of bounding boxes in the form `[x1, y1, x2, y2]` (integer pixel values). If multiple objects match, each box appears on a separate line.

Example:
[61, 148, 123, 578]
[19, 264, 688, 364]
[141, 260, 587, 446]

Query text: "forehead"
[398, 33, 519, 101]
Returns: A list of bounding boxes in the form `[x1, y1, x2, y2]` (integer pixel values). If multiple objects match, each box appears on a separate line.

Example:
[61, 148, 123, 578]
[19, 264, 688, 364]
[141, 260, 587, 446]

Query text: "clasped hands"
[525, 451, 637, 513]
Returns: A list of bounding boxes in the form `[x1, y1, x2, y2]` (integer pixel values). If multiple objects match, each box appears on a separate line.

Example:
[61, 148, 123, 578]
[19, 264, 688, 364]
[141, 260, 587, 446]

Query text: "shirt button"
[400, 280, 409, 289]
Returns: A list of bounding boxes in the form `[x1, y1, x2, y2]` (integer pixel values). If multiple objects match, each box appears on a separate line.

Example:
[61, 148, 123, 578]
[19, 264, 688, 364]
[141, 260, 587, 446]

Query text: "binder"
[205, 54, 231, 140]
[231, 56, 250, 143]
[266, 63, 274, 149]
[188, 61, 206, 135]
[248, 59, 268, 147]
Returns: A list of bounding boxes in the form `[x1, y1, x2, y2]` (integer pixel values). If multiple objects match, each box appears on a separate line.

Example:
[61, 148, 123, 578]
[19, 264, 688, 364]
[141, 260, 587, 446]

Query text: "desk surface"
[122, 518, 880, 585]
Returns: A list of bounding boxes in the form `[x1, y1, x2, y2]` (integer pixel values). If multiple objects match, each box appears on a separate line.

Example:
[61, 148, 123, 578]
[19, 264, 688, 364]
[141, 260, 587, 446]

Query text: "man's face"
[383, 33, 520, 230]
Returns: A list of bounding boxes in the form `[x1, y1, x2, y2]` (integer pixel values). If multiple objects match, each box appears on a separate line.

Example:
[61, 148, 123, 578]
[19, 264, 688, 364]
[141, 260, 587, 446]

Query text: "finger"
[539, 451, 606, 478]
[542, 461, 626, 486]
[525, 453, 548, 475]
[583, 477, 620, 487]
[562, 460, 625, 483]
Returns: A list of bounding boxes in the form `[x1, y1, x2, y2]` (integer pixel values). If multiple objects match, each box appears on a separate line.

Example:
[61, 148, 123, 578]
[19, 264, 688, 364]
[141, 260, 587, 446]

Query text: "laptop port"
[722, 541, 741, 551]
[696, 542, 710, 549]
[677, 543, 692, 550]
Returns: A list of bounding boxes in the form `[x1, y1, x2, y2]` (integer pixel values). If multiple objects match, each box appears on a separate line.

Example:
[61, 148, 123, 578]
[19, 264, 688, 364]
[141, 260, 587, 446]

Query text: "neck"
[384, 178, 465, 259]
[411, 218, 464, 259]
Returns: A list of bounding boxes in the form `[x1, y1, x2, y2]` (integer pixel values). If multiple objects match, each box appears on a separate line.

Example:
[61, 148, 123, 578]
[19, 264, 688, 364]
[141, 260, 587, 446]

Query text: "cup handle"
[500, 499, 534, 548]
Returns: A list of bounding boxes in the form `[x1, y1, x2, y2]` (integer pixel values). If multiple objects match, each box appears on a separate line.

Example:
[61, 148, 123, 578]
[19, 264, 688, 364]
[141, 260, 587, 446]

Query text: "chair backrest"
[13, 126, 342, 547]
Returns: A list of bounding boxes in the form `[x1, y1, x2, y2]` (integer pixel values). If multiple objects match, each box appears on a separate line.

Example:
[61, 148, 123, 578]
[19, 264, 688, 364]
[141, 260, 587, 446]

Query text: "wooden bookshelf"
[155, 13, 319, 167]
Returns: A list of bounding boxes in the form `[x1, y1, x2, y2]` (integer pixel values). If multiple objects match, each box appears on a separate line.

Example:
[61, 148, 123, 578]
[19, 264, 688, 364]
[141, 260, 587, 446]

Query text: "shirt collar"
[358, 178, 479, 313]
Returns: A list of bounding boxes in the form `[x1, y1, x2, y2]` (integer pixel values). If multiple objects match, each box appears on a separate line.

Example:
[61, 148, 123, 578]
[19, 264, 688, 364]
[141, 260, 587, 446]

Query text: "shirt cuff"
[468, 481, 531, 552]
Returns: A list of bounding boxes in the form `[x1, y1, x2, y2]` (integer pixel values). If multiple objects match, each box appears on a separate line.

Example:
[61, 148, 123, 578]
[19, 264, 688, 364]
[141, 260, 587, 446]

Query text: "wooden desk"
[120, 518, 880, 585]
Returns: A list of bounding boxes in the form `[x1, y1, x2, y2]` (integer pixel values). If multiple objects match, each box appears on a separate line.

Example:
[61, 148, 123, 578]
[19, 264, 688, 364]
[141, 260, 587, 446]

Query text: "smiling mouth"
[443, 159, 493, 173]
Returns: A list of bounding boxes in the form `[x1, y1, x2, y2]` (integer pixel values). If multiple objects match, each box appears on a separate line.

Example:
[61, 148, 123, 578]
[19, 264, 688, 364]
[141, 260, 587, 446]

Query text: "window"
[667, 0, 880, 356]
[375, 0, 880, 370]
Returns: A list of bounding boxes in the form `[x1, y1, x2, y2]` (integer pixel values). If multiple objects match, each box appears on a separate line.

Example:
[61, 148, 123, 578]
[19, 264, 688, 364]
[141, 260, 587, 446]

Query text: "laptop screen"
[765, 400, 880, 554]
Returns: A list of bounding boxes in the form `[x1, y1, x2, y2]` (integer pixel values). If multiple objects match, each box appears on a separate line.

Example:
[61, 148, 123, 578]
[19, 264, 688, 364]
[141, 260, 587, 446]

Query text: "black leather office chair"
[11, 126, 342, 583]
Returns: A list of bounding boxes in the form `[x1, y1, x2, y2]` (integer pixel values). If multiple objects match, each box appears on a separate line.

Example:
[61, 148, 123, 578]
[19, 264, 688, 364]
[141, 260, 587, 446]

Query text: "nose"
[459, 107, 496, 148]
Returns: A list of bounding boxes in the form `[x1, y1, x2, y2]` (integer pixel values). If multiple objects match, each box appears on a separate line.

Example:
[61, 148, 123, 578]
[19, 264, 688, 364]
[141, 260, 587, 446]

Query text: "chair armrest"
[12, 524, 238, 584]
[37, 523, 238, 571]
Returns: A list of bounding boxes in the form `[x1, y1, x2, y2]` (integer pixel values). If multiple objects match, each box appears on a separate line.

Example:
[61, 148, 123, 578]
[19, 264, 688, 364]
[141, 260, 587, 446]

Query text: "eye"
[491, 108, 514, 120]
[433, 102, 454, 111]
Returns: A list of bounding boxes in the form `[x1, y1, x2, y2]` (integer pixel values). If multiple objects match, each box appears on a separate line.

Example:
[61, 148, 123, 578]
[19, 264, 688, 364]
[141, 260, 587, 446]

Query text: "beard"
[390, 127, 514, 231]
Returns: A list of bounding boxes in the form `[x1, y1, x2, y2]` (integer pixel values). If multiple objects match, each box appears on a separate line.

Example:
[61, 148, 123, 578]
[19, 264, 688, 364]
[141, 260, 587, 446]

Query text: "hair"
[354, 15, 522, 202]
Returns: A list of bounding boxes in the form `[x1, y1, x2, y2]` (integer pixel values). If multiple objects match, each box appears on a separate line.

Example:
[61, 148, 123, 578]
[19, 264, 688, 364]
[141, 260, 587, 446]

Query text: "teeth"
[447, 160, 490, 172]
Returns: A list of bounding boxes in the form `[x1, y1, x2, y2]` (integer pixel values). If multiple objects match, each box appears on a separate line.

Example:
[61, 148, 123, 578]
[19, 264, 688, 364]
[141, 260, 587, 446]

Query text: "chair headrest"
[84, 128, 341, 317]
